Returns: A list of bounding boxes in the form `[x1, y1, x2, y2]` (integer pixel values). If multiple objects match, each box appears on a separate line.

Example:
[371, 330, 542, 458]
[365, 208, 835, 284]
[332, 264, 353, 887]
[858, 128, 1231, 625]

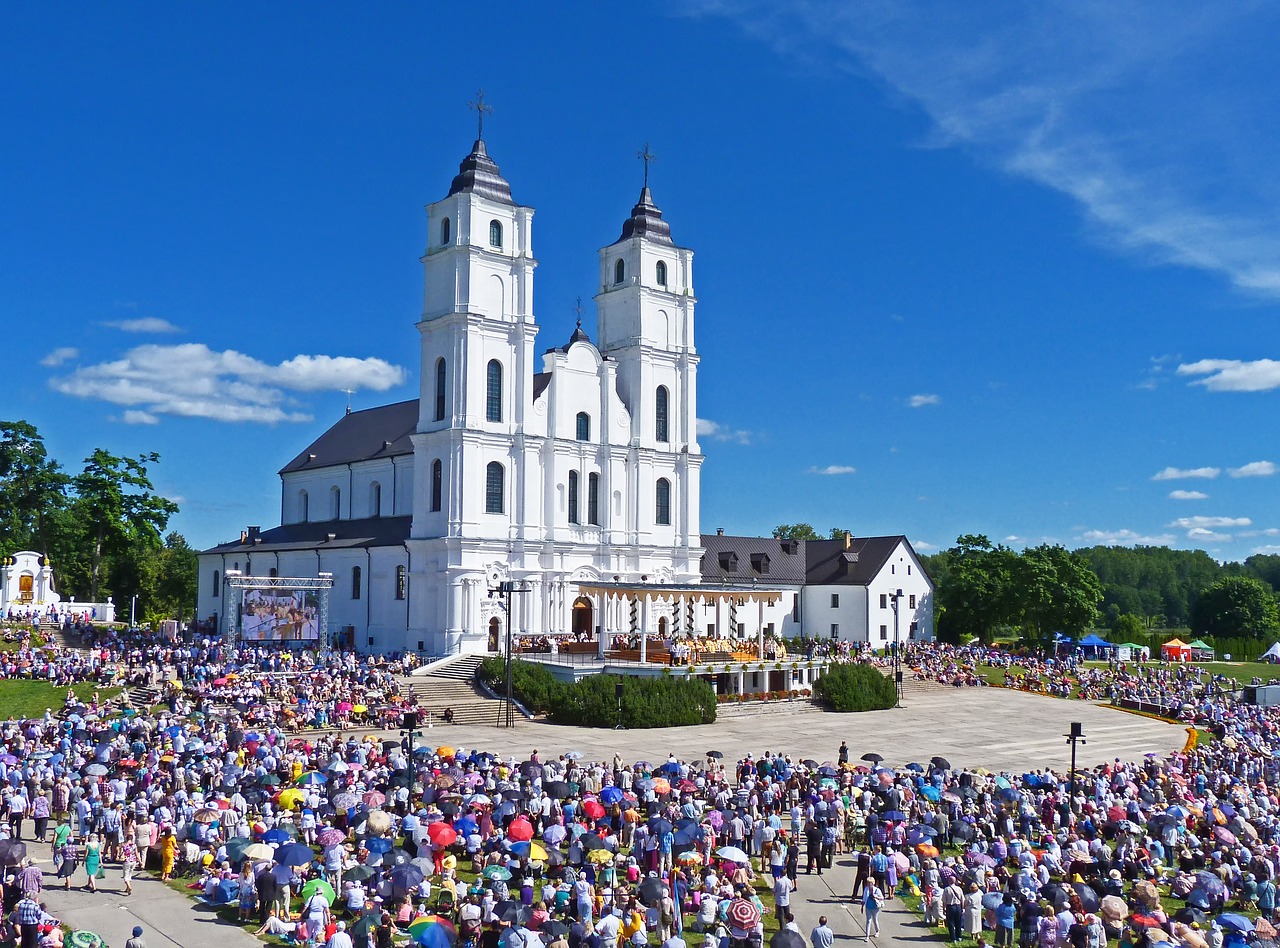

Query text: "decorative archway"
[658, 616, 668, 637]
[487, 617, 501, 652]
[572, 596, 594, 637]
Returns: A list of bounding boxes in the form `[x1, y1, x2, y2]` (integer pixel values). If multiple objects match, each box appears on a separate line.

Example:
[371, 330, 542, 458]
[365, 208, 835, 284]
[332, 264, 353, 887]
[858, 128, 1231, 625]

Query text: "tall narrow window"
[331, 486, 342, 520]
[588, 473, 600, 525]
[656, 260, 667, 286]
[351, 566, 362, 600]
[440, 217, 451, 245]
[489, 219, 503, 248]
[269, 567, 277, 578]
[212, 570, 220, 598]
[655, 478, 671, 525]
[655, 386, 669, 443]
[299, 490, 309, 522]
[370, 482, 382, 517]
[395, 565, 407, 600]
[434, 358, 447, 422]
[486, 360, 503, 422]
[568, 471, 580, 524]
[485, 462, 505, 514]
[575, 412, 590, 441]
[614, 259, 625, 285]
[431, 459, 442, 512]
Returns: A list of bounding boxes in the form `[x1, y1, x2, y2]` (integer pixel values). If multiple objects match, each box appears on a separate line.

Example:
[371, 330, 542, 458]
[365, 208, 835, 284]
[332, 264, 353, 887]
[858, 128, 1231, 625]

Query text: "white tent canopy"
[1263, 641, 1280, 662]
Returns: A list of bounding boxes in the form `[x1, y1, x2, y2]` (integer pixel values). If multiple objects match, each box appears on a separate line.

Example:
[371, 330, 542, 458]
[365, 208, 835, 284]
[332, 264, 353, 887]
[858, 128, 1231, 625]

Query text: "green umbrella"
[301, 878, 336, 904]
[351, 914, 381, 937]
[482, 866, 512, 881]
[225, 837, 252, 861]
[68, 933, 103, 948]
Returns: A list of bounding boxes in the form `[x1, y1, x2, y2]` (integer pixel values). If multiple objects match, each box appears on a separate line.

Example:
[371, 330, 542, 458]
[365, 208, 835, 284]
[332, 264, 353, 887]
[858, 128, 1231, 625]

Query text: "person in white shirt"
[327, 921, 353, 948]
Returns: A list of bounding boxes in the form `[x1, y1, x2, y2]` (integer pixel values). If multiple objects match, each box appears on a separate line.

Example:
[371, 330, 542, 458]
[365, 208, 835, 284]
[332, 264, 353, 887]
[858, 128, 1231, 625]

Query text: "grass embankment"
[0, 680, 123, 720]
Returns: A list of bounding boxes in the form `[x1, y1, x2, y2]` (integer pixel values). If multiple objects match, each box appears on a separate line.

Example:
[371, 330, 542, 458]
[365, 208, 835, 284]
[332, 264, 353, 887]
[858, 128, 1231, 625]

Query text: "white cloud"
[39, 347, 79, 367]
[121, 410, 159, 425]
[1151, 466, 1220, 481]
[1178, 358, 1280, 392]
[808, 464, 857, 475]
[1168, 516, 1251, 529]
[913, 540, 935, 550]
[103, 317, 183, 334]
[1078, 528, 1176, 547]
[1253, 544, 1280, 555]
[1168, 490, 1208, 500]
[1186, 528, 1232, 542]
[1229, 460, 1277, 478]
[907, 394, 940, 408]
[696, 418, 753, 444]
[51, 342, 407, 424]
[693, 3, 1280, 296]
[1239, 528, 1280, 538]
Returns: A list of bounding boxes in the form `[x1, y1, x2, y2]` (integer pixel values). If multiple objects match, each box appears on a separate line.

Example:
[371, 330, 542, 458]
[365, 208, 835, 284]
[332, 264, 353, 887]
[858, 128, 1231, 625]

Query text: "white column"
[596, 591, 607, 657]
[757, 597, 765, 657]
[640, 593, 650, 663]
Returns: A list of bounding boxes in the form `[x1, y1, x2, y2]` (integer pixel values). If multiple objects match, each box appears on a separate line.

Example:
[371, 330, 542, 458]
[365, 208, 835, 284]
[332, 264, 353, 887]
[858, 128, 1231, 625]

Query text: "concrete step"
[715, 699, 825, 719]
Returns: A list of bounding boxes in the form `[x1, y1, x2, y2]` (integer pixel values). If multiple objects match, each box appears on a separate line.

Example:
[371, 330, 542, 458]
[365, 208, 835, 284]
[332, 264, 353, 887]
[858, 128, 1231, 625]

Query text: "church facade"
[198, 135, 933, 655]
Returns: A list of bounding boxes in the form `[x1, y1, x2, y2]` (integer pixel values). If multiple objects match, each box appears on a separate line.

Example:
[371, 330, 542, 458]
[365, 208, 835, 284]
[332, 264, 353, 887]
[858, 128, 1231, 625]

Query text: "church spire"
[447, 91, 514, 204]
[613, 143, 673, 246]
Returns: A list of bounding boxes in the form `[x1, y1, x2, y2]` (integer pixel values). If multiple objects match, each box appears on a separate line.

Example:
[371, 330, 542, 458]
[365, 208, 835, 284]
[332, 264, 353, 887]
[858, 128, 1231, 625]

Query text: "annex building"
[198, 133, 933, 659]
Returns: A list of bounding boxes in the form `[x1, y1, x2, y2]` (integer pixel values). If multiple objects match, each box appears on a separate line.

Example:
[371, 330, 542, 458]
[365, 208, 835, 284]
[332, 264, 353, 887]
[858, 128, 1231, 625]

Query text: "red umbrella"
[727, 898, 761, 930]
[363, 790, 386, 808]
[427, 822, 458, 847]
[583, 800, 606, 820]
[507, 817, 533, 842]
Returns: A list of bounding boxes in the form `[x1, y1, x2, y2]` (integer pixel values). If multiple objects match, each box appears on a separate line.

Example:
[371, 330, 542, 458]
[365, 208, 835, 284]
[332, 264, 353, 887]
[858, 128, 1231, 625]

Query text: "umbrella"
[583, 800, 606, 820]
[192, 807, 220, 824]
[1100, 896, 1128, 921]
[0, 841, 27, 866]
[277, 788, 305, 809]
[716, 846, 749, 863]
[428, 823, 458, 847]
[351, 915, 381, 938]
[520, 761, 543, 779]
[325, 760, 350, 773]
[297, 771, 327, 786]
[243, 842, 275, 861]
[677, 851, 704, 866]
[649, 817, 673, 836]
[600, 786, 623, 806]
[638, 877, 666, 906]
[363, 790, 387, 808]
[727, 898, 761, 929]
[707, 750, 724, 759]
[981, 893, 1004, 911]
[275, 843, 315, 867]
[301, 879, 336, 904]
[860, 753, 883, 763]
[417, 923, 458, 948]
[84, 763, 108, 777]
[1073, 883, 1100, 913]
[770, 931, 805, 948]
[588, 849, 614, 865]
[345, 864, 376, 882]
[483, 866, 512, 881]
[366, 810, 394, 835]
[904, 762, 924, 773]
[930, 756, 951, 769]
[542, 921, 570, 939]
[1217, 914, 1254, 933]
[385, 849, 413, 867]
[493, 902, 522, 924]
[317, 828, 346, 848]
[261, 828, 292, 845]
[506, 817, 533, 842]
[544, 781, 572, 799]
[390, 865, 426, 894]
[1173, 907, 1207, 926]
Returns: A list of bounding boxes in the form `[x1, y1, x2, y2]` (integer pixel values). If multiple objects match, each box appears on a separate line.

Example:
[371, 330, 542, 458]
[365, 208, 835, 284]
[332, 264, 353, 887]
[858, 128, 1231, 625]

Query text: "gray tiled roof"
[203, 516, 412, 555]
[279, 400, 419, 475]
[804, 536, 909, 586]
[698, 534, 807, 584]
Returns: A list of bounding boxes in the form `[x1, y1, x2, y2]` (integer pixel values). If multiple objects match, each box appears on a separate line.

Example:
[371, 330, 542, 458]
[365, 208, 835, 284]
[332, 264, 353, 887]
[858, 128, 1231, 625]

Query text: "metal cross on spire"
[575, 296, 583, 330]
[637, 142, 656, 189]
[468, 88, 494, 140]
[342, 388, 355, 415]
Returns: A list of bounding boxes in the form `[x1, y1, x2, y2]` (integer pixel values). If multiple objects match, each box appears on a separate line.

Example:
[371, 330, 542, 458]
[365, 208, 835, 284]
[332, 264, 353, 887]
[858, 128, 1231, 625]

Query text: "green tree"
[935, 535, 1019, 644]
[139, 533, 199, 624]
[1111, 613, 1146, 641]
[1191, 576, 1280, 639]
[0, 420, 69, 555]
[1015, 544, 1103, 644]
[1244, 554, 1280, 596]
[71, 449, 179, 603]
[772, 523, 821, 540]
[827, 527, 852, 539]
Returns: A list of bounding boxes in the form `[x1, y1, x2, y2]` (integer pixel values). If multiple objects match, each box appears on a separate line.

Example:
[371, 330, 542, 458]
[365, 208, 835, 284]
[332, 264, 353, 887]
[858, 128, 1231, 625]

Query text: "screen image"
[241, 588, 321, 641]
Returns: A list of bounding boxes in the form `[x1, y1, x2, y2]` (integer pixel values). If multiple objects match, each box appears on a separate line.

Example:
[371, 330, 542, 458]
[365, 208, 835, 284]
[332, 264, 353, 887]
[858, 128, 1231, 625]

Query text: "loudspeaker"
[1069, 722, 1083, 738]
[403, 711, 418, 730]
[616, 682, 625, 699]
[894, 671, 903, 683]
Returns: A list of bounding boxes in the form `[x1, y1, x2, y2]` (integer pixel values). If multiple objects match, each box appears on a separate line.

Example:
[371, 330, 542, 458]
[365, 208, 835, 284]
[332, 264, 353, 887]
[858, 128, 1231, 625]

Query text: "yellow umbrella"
[587, 849, 613, 864]
[528, 842, 548, 861]
[436, 746, 456, 758]
[352, 704, 367, 713]
[278, 788, 305, 809]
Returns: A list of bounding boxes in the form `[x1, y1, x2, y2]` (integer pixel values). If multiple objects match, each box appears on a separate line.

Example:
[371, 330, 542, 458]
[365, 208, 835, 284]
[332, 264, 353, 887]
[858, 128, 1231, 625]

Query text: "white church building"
[198, 134, 933, 658]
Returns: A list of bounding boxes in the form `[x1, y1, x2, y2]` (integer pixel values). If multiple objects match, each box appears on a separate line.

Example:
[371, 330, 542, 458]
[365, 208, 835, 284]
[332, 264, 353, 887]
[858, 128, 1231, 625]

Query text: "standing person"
[31, 793, 50, 843]
[851, 847, 870, 902]
[120, 836, 139, 896]
[8, 789, 27, 840]
[810, 916, 834, 948]
[57, 836, 79, 891]
[942, 879, 965, 943]
[83, 833, 103, 892]
[837, 743, 849, 767]
[13, 893, 43, 948]
[159, 828, 178, 882]
[963, 884, 983, 940]
[804, 819, 823, 875]
[863, 880, 883, 942]
[772, 873, 792, 924]
[126, 926, 146, 948]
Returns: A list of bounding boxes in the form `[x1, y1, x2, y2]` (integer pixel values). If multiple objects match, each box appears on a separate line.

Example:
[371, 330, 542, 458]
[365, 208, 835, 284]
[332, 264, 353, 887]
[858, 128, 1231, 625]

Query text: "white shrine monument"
[0, 551, 116, 622]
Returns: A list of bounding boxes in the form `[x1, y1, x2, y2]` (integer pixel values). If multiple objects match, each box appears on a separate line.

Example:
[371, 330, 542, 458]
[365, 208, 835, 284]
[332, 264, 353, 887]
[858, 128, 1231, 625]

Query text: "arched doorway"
[487, 617, 501, 652]
[658, 616, 668, 637]
[572, 597, 594, 637]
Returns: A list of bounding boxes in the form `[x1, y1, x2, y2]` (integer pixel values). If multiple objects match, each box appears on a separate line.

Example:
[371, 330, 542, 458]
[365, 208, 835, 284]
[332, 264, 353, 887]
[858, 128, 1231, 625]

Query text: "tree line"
[0, 420, 196, 625]
[921, 536, 1280, 645]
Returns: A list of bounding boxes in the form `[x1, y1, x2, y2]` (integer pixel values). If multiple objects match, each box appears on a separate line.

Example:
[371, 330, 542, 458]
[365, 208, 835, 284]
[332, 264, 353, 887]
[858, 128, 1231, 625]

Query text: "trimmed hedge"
[478, 658, 717, 728]
[813, 662, 898, 712]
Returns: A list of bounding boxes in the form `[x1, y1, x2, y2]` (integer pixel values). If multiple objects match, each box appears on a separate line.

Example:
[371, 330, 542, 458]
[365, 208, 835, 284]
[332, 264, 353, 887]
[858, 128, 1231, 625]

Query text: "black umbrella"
[1040, 884, 1068, 909]
[1072, 883, 1100, 913]
[861, 753, 883, 763]
[346, 864, 377, 882]
[770, 931, 805, 948]
[542, 921, 570, 939]
[520, 761, 543, 779]
[494, 901, 523, 923]
[544, 849, 566, 867]
[579, 834, 605, 852]
[801, 759, 819, 769]
[706, 750, 724, 759]
[638, 877, 666, 906]
[545, 781, 572, 799]
[1173, 907, 1207, 926]
[930, 756, 951, 770]
[0, 840, 27, 866]
[385, 849, 412, 867]
[951, 822, 975, 842]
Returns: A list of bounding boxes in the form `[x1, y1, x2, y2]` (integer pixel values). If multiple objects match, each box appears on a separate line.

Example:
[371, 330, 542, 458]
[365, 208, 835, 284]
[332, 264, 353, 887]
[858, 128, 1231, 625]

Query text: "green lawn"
[0, 679, 122, 720]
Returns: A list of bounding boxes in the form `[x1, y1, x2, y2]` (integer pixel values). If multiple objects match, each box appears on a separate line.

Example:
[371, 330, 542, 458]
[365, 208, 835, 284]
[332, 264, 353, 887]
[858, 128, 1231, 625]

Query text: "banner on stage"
[241, 588, 322, 642]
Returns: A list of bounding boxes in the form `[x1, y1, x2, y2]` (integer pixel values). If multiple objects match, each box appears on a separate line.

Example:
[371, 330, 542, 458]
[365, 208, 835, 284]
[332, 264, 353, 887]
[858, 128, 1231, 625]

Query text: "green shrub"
[477, 656, 564, 714]
[813, 662, 897, 712]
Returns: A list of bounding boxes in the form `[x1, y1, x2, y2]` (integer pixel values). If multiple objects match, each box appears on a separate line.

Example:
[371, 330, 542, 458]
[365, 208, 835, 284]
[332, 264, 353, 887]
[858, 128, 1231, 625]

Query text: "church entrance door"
[487, 617, 501, 652]
[572, 597, 593, 637]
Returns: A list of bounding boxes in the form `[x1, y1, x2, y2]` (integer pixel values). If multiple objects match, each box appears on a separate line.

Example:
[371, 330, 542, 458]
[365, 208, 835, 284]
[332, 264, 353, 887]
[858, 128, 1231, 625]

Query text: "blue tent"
[1078, 633, 1115, 658]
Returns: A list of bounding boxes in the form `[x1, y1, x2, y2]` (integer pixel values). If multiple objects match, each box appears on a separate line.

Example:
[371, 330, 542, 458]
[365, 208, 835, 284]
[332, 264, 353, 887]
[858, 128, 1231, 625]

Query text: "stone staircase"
[399, 655, 518, 727]
[39, 619, 83, 651]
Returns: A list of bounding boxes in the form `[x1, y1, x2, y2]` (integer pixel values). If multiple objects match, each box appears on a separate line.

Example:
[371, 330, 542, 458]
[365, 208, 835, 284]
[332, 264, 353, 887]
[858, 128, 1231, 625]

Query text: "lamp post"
[1066, 722, 1085, 819]
[489, 579, 532, 728]
[887, 588, 903, 707]
[130, 595, 138, 629]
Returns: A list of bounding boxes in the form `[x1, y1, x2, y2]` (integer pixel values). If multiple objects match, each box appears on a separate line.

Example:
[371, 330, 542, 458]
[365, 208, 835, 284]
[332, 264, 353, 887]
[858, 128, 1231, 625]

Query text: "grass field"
[0, 679, 122, 720]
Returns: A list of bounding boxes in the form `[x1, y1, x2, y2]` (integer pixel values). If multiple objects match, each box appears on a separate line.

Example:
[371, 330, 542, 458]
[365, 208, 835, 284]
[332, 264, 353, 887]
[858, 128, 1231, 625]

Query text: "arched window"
[434, 357, 447, 422]
[656, 260, 667, 287]
[614, 259, 625, 285]
[489, 219, 503, 248]
[486, 360, 503, 423]
[575, 411, 590, 441]
[370, 482, 382, 518]
[485, 462, 505, 514]
[568, 471, 580, 524]
[655, 386, 669, 443]
[588, 472, 600, 525]
[395, 565, 407, 600]
[299, 489, 309, 522]
[440, 217, 451, 245]
[655, 478, 672, 525]
[212, 570, 220, 597]
[431, 459, 443, 512]
[351, 566, 362, 600]
[331, 485, 342, 520]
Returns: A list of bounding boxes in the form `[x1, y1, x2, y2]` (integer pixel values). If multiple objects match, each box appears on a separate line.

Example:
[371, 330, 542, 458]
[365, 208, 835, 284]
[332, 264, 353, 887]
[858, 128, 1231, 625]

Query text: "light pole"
[130, 595, 138, 629]
[1066, 722, 1085, 818]
[888, 588, 903, 707]
[489, 579, 532, 728]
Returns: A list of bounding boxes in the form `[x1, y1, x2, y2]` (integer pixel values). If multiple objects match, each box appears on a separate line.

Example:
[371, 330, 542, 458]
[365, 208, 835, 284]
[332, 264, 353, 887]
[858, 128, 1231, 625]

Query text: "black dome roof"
[447, 140, 514, 205]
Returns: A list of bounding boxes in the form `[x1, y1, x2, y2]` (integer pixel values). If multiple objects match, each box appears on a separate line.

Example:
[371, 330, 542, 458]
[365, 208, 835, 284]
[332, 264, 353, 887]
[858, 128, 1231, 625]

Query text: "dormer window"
[440, 217, 451, 245]
[614, 259, 625, 285]
[656, 260, 667, 287]
[489, 219, 503, 248]
[751, 553, 770, 575]
[718, 551, 738, 572]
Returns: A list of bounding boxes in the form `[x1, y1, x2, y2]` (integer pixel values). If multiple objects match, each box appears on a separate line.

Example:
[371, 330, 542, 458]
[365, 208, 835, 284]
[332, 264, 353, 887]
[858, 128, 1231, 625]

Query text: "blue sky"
[3, 3, 1278, 560]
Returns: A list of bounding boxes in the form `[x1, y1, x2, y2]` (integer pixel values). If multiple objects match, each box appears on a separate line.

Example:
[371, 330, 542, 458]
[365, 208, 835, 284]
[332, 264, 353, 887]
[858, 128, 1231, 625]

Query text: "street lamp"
[130, 594, 138, 629]
[1066, 722, 1085, 813]
[887, 588, 904, 707]
[489, 579, 532, 728]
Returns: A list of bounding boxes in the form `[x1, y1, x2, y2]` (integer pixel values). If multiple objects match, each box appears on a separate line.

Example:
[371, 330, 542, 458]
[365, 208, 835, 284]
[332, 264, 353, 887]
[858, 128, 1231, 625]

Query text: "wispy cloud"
[1186, 528, 1232, 543]
[808, 464, 857, 475]
[1229, 460, 1277, 478]
[51, 342, 406, 424]
[697, 418, 753, 445]
[1178, 358, 1280, 392]
[907, 393, 940, 408]
[1168, 516, 1251, 529]
[1168, 490, 1208, 500]
[40, 347, 79, 367]
[693, 2, 1280, 295]
[1078, 528, 1176, 547]
[102, 317, 183, 334]
[1151, 466, 1219, 481]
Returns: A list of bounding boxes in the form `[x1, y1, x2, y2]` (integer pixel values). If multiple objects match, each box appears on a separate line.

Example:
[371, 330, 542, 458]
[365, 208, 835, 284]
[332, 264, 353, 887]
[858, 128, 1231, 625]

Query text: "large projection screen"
[240, 588, 321, 642]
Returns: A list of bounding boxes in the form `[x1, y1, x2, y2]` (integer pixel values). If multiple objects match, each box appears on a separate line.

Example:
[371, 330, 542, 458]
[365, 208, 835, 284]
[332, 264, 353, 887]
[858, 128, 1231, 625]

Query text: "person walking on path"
[120, 837, 139, 896]
[83, 833, 102, 892]
[942, 879, 965, 943]
[863, 880, 884, 942]
[810, 916, 833, 948]
[125, 926, 146, 948]
[13, 893, 43, 948]
[851, 847, 870, 902]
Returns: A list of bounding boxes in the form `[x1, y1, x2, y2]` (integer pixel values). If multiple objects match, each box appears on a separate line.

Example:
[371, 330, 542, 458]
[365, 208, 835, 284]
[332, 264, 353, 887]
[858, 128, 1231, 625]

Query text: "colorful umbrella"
[427, 823, 458, 847]
[317, 829, 346, 848]
[727, 898, 761, 929]
[301, 879, 336, 904]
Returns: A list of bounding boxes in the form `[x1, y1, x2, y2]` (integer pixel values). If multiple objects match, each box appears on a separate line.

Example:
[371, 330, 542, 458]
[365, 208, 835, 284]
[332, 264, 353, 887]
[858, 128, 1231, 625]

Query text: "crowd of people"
[3, 628, 1280, 948]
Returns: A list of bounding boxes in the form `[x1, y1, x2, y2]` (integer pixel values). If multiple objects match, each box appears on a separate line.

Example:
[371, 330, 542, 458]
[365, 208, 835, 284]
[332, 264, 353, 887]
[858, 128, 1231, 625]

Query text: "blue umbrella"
[275, 843, 315, 867]
[455, 817, 479, 837]
[417, 924, 456, 948]
[660, 762, 681, 776]
[390, 864, 425, 896]
[364, 837, 393, 854]
[1216, 914, 1253, 933]
[881, 810, 906, 822]
[649, 818, 673, 836]
[262, 828, 291, 845]
[904, 763, 925, 773]
[508, 840, 531, 857]
[269, 864, 294, 884]
[920, 786, 942, 802]
[600, 787, 623, 806]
